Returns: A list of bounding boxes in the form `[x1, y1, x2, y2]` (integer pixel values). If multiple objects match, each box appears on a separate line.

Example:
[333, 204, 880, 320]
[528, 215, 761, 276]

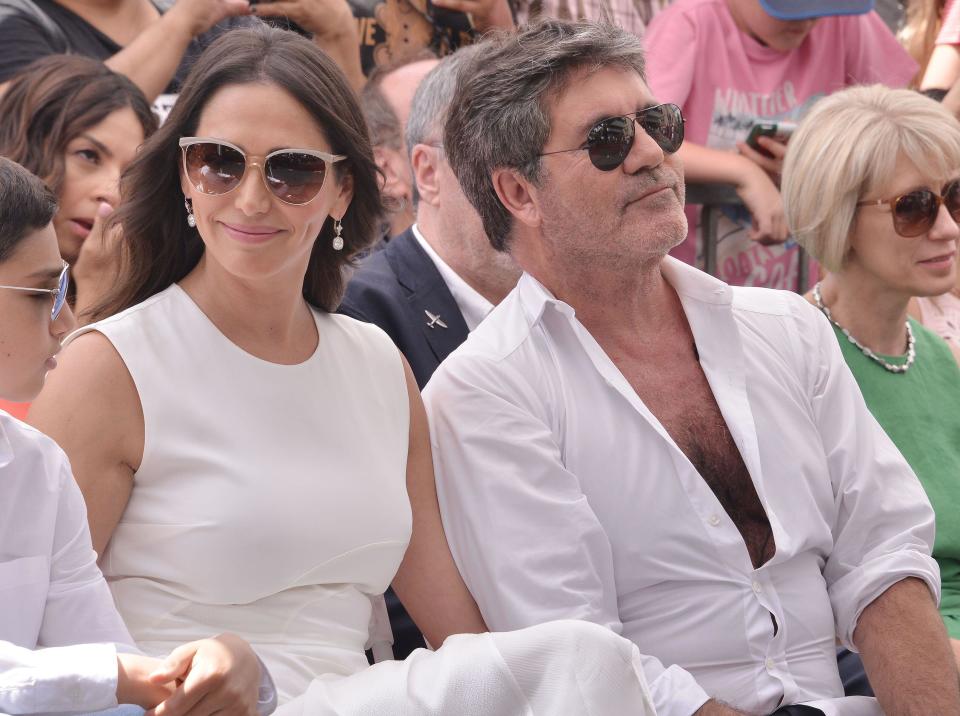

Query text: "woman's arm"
[103, 0, 251, 102]
[390, 359, 488, 647]
[27, 331, 144, 556]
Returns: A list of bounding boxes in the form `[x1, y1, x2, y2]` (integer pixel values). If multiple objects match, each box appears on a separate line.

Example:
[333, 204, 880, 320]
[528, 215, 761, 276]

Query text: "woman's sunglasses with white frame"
[179, 137, 346, 206]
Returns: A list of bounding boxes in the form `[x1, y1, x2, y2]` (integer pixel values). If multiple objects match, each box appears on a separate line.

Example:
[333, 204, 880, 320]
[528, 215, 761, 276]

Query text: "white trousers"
[276, 620, 657, 715]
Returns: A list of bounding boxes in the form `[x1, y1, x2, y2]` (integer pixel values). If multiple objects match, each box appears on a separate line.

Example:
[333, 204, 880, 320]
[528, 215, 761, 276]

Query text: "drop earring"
[185, 198, 196, 228]
[332, 218, 344, 251]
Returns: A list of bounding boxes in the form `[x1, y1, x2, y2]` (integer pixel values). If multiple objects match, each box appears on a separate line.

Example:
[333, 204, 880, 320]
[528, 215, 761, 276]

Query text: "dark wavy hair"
[90, 25, 383, 320]
[0, 55, 157, 195]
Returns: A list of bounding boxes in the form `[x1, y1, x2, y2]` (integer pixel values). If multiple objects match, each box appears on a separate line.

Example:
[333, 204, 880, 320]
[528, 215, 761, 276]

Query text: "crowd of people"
[1, 0, 960, 715]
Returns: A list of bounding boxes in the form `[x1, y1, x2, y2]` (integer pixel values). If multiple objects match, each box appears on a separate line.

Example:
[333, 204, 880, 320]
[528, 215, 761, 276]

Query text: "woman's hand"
[734, 162, 789, 245]
[430, 0, 513, 31]
[251, 0, 354, 43]
[251, 0, 364, 89]
[166, 0, 252, 39]
[72, 202, 122, 323]
[146, 634, 263, 716]
[116, 654, 175, 709]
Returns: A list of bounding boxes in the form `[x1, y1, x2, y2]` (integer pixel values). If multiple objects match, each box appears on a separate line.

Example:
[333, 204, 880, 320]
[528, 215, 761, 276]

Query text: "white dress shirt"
[0, 410, 133, 714]
[412, 224, 494, 332]
[423, 257, 939, 716]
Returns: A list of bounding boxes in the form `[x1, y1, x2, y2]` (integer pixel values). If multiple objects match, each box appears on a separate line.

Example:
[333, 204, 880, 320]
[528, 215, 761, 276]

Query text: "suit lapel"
[385, 229, 470, 363]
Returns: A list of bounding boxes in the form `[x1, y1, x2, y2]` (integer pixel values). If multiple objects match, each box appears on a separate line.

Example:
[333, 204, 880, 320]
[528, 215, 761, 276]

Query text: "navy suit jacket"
[338, 228, 470, 659]
[340, 228, 470, 389]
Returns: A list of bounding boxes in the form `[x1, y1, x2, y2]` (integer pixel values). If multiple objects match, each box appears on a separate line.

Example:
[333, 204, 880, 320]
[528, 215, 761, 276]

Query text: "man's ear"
[492, 168, 541, 229]
[373, 146, 413, 204]
[410, 144, 441, 207]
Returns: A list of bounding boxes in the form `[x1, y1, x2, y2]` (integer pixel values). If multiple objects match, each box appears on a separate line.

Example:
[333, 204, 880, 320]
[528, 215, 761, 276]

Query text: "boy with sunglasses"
[645, 0, 917, 290]
[0, 157, 276, 716]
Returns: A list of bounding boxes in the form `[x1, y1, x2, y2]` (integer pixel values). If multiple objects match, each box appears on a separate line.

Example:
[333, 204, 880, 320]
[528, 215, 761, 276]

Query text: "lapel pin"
[425, 310, 448, 329]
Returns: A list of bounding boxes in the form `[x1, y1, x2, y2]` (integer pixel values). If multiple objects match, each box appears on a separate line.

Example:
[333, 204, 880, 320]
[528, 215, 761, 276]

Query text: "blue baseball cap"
[759, 0, 874, 20]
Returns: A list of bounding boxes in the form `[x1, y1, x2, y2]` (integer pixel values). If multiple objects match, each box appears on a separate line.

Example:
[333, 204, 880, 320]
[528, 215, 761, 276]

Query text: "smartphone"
[745, 120, 798, 156]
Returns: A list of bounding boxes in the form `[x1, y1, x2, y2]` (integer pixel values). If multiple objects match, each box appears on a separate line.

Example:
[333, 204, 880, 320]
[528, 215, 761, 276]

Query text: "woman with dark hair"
[0, 54, 158, 322]
[28, 25, 663, 714]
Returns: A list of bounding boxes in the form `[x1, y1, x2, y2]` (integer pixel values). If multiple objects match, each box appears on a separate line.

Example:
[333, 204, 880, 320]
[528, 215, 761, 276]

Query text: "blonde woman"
[782, 84, 960, 663]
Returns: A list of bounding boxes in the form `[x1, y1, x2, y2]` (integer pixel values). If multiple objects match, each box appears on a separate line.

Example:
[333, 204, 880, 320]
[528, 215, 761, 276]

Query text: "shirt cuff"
[256, 654, 278, 715]
[5, 642, 118, 714]
[831, 551, 941, 651]
[647, 663, 711, 716]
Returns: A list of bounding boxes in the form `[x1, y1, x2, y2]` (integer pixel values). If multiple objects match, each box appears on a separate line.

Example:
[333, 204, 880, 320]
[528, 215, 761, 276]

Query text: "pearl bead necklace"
[812, 282, 916, 374]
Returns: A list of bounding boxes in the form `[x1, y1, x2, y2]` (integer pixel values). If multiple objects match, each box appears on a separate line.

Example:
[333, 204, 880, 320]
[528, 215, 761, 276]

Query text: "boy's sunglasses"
[179, 137, 346, 206]
[0, 263, 70, 320]
[540, 103, 685, 171]
[858, 179, 960, 237]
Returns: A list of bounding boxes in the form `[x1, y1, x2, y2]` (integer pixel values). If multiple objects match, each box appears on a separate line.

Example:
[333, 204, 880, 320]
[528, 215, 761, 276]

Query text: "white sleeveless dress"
[73, 285, 658, 714]
[75, 285, 410, 701]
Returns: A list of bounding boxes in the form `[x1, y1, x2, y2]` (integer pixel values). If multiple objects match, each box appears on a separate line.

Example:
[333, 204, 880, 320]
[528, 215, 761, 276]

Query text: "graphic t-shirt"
[349, 0, 474, 76]
[646, 0, 917, 288]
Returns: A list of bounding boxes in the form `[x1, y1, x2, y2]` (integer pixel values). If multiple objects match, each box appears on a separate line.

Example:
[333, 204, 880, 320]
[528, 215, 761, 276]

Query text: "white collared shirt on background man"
[0, 410, 134, 714]
[423, 257, 939, 716]
[412, 223, 494, 332]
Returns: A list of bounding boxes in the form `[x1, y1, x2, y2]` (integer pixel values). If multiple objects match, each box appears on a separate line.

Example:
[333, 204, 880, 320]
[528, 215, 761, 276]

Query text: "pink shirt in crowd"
[939, 0, 960, 46]
[645, 0, 916, 288]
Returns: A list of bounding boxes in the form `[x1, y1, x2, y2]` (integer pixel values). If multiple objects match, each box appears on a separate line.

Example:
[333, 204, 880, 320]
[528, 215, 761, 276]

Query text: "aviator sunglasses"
[540, 103, 685, 171]
[179, 137, 346, 206]
[0, 263, 70, 320]
[857, 179, 960, 237]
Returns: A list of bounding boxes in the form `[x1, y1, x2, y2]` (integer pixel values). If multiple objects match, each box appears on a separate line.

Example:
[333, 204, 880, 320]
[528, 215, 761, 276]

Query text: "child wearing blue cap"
[646, 0, 916, 290]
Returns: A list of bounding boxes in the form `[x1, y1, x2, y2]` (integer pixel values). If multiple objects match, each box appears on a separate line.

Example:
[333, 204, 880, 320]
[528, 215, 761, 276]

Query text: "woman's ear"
[332, 170, 355, 220]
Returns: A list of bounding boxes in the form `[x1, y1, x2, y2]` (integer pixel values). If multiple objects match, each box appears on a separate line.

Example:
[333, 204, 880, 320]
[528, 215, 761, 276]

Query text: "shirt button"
[765, 658, 775, 670]
[708, 514, 721, 526]
[752, 581, 762, 594]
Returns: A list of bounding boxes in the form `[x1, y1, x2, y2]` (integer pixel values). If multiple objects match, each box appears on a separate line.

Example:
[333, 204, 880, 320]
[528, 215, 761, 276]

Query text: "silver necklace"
[812, 282, 915, 374]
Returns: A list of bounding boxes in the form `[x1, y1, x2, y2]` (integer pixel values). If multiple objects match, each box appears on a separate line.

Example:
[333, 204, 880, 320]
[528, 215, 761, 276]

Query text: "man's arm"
[854, 578, 960, 715]
[792, 296, 949, 712]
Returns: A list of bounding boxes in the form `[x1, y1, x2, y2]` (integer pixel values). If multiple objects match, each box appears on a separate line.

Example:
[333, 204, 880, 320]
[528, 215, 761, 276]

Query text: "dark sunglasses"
[857, 179, 960, 237]
[0, 263, 70, 320]
[179, 137, 346, 206]
[540, 103, 685, 171]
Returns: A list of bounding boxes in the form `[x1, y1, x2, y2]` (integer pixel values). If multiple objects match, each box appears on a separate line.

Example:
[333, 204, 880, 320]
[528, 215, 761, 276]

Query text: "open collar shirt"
[423, 257, 939, 716]
[412, 223, 494, 332]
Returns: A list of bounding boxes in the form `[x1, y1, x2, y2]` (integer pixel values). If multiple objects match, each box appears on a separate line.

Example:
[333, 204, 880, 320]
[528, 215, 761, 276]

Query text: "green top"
[832, 318, 960, 639]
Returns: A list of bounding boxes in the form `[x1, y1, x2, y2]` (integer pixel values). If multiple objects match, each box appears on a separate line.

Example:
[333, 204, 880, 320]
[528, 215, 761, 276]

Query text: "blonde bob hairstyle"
[782, 84, 960, 274]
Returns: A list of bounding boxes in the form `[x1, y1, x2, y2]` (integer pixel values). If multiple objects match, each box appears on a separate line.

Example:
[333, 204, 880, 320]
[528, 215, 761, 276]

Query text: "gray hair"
[406, 45, 484, 155]
[444, 20, 646, 252]
[782, 84, 960, 273]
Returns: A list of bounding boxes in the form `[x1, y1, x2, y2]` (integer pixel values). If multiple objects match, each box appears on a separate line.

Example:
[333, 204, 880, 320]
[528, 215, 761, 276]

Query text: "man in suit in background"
[341, 47, 520, 389]
[339, 47, 520, 658]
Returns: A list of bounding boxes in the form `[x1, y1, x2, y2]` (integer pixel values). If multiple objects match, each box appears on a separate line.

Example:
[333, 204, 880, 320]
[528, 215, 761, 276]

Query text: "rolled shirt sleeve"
[0, 641, 118, 714]
[800, 300, 940, 650]
[424, 358, 710, 716]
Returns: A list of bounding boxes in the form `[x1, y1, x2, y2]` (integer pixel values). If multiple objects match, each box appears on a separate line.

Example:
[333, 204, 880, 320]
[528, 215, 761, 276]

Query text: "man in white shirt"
[423, 19, 960, 716]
